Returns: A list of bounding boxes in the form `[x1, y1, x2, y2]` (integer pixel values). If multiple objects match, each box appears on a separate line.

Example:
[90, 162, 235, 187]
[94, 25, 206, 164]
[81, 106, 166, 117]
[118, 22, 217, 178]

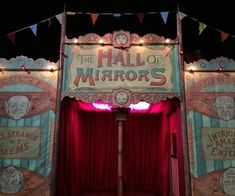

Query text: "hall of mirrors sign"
[62, 31, 180, 93]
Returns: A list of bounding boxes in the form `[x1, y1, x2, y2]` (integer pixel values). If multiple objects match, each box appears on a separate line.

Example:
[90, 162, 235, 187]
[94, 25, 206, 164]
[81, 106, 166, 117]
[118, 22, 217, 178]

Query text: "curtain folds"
[56, 97, 182, 196]
[123, 113, 170, 196]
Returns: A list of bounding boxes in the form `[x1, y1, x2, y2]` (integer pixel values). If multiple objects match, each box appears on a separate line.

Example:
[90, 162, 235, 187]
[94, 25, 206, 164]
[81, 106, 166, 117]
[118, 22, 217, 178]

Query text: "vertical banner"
[184, 57, 235, 196]
[0, 56, 59, 195]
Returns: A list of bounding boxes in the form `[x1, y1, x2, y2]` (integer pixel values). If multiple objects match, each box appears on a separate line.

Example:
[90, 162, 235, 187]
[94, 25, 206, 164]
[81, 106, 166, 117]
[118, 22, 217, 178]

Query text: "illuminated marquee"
[73, 47, 169, 87]
[62, 31, 180, 95]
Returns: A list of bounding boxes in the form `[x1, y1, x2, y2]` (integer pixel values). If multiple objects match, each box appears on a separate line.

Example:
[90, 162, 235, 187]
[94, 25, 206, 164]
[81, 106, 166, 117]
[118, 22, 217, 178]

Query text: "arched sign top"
[61, 89, 181, 107]
[66, 30, 178, 45]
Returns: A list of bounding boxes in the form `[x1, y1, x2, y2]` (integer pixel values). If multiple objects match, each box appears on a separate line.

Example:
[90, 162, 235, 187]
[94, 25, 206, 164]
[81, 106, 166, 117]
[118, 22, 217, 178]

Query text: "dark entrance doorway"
[55, 97, 185, 196]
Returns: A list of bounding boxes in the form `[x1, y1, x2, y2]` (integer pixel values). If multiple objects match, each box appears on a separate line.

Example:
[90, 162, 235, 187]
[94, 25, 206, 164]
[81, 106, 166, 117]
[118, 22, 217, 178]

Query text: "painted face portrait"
[5, 95, 31, 120]
[220, 167, 235, 195]
[214, 96, 235, 120]
[115, 33, 128, 46]
[0, 166, 23, 194]
[115, 91, 128, 105]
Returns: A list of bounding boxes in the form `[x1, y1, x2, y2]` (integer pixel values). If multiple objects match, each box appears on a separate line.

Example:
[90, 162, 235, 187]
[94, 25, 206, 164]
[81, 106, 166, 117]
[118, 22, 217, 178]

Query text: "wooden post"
[117, 120, 123, 196]
[176, 5, 192, 196]
[112, 107, 130, 196]
[51, 5, 66, 196]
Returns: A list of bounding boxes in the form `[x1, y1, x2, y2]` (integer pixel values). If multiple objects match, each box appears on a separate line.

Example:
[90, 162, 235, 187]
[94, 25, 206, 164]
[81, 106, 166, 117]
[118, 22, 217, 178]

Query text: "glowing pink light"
[92, 101, 150, 112]
[92, 103, 112, 111]
[129, 101, 150, 111]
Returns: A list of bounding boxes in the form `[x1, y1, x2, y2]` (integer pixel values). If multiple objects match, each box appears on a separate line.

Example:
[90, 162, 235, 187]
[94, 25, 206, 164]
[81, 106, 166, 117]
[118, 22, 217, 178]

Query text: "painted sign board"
[0, 127, 41, 159]
[62, 31, 181, 103]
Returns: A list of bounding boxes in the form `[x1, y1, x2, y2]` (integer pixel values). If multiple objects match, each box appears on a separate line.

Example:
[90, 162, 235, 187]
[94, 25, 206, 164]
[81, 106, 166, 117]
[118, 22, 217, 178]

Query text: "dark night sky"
[0, 0, 235, 63]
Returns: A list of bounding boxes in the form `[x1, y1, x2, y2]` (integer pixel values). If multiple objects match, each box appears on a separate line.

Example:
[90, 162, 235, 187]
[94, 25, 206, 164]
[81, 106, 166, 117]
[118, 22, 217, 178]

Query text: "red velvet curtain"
[56, 97, 118, 196]
[123, 113, 170, 196]
[56, 97, 181, 196]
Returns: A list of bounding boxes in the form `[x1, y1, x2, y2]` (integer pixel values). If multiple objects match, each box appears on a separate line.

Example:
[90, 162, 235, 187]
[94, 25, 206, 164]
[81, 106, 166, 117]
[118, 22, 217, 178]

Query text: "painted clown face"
[115, 91, 129, 105]
[114, 33, 128, 47]
[220, 167, 235, 195]
[5, 95, 31, 120]
[0, 166, 23, 193]
[214, 96, 235, 120]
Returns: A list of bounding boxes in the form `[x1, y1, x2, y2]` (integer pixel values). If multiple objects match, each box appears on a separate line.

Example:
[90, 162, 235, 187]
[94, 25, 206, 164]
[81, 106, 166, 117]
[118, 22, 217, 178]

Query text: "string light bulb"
[188, 66, 196, 73]
[21, 65, 30, 74]
[99, 39, 104, 46]
[218, 66, 224, 72]
[73, 38, 79, 44]
[165, 38, 170, 44]
[47, 65, 56, 72]
[139, 39, 144, 45]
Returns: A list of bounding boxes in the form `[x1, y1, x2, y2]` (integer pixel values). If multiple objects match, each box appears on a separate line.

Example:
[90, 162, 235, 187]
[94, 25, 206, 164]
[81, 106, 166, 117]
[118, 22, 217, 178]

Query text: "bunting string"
[0, 11, 235, 43]
[0, 15, 58, 39]
[183, 13, 234, 41]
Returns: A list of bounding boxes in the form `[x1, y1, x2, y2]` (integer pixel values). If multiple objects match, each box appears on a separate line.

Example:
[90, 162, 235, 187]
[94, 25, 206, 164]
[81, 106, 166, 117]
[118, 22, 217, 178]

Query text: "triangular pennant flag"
[66, 11, 76, 15]
[179, 12, 187, 20]
[30, 24, 38, 36]
[137, 13, 144, 24]
[113, 13, 121, 18]
[91, 13, 99, 25]
[160, 11, 169, 24]
[221, 31, 229, 42]
[199, 22, 207, 35]
[56, 13, 62, 24]
[7, 33, 16, 44]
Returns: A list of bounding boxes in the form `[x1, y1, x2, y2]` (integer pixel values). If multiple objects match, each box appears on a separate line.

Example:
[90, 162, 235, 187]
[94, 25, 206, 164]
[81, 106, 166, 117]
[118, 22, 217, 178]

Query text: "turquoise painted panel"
[0, 111, 54, 176]
[185, 65, 235, 185]
[188, 111, 235, 178]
